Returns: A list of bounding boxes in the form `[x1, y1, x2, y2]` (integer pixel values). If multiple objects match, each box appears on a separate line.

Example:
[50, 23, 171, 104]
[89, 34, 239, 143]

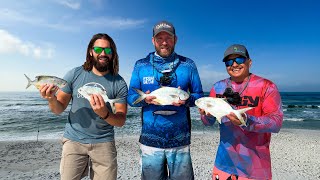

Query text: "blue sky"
[1, 0, 319, 92]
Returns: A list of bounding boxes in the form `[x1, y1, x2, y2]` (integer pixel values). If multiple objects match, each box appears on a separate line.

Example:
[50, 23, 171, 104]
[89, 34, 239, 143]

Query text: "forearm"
[102, 112, 126, 127]
[201, 115, 216, 126]
[243, 113, 283, 133]
[48, 97, 67, 115]
[244, 84, 283, 133]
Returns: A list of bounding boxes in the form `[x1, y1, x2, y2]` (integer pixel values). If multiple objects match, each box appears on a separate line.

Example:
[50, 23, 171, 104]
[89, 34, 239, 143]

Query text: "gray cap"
[153, 21, 175, 37]
[223, 44, 250, 62]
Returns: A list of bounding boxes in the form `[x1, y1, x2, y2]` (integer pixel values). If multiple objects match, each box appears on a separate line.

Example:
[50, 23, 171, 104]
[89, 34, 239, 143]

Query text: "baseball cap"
[153, 21, 175, 37]
[223, 44, 250, 62]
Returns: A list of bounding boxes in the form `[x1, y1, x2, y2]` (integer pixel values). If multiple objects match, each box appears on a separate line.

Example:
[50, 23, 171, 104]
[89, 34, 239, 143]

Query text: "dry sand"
[0, 129, 319, 180]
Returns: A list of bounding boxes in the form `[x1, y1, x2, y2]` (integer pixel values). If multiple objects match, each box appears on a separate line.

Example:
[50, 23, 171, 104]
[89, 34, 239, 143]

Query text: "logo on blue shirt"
[143, 77, 154, 84]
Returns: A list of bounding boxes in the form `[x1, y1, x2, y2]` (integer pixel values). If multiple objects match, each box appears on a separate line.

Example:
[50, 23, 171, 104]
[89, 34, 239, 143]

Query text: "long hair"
[82, 33, 119, 75]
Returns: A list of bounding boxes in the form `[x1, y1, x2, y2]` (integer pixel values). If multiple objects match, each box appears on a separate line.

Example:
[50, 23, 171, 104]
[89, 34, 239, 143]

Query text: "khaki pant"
[60, 138, 117, 180]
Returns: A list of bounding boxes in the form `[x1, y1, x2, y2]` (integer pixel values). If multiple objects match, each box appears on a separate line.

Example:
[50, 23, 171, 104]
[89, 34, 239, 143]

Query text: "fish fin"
[234, 108, 253, 127]
[215, 116, 222, 124]
[133, 88, 146, 104]
[24, 74, 32, 89]
[110, 104, 116, 114]
[237, 107, 254, 114]
[108, 98, 121, 114]
[169, 95, 178, 98]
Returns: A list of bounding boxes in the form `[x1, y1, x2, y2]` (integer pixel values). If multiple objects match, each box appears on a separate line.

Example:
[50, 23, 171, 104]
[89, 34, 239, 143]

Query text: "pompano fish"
[78, 85, 119, 113]
[133, 87, 189, 105]
[195, 97, 253, 126]
[24, 74, 67, 90]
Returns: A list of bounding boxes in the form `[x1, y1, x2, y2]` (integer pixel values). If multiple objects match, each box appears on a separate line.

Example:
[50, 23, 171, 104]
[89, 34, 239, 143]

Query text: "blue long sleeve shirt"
[127, 52, 203, 148]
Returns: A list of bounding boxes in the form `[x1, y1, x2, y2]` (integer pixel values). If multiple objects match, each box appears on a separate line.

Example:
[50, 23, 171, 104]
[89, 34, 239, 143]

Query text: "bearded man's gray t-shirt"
[61, 66, 128, 144]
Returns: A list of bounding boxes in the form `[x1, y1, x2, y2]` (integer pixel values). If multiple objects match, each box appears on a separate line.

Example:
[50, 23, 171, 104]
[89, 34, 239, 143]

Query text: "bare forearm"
[48, 97, 67, 115]
[102, 112, 126, 127]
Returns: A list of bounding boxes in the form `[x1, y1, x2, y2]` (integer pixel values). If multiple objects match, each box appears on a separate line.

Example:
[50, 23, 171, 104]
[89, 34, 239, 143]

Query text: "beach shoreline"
[0, 128, 319, 180]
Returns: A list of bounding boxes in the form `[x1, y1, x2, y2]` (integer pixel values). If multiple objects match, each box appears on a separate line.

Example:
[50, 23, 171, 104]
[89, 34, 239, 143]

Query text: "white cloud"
[81, 17, 146, 29]
[0, 29, 54, 59]
[0, 8, 45, 26]
[54, 0, 81, 10]
[197, 64, 227, 91]
[0, 8, 146, 32]
[0, 8, 75, 31]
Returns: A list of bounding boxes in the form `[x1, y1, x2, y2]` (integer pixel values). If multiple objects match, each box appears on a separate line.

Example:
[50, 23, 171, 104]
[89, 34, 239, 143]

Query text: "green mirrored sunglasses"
[93, 47, 112, 55]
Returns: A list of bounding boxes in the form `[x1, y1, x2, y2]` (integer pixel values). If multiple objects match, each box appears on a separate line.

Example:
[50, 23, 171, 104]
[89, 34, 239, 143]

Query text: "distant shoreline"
[1, 127, 320, 142]
[1, 91, 320, 93]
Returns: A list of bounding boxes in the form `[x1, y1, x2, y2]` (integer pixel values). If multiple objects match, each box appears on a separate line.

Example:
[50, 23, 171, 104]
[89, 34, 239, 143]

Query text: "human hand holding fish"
[77, 84, 119, 114]
[39, 84, 59, 101]
[172, 99, 186, 106]
[198, 108, 209, 116]
[144, 90, 157, 105]
[89, 94, 110, 119]
[226, 112, 248, 126]
[133, 87, 189, 106]
[195, 97, 253, 126]
[198, 107, 247, 126]
[144, 89, 186, 106]
[24, 74, 67, 90]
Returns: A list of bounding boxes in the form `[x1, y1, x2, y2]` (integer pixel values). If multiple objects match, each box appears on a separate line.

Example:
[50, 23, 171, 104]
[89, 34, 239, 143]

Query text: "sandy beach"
[0, 129, 319, 180]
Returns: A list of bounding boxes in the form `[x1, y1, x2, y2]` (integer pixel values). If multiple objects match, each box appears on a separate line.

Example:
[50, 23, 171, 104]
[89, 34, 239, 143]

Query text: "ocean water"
[0, 92, 319, 141]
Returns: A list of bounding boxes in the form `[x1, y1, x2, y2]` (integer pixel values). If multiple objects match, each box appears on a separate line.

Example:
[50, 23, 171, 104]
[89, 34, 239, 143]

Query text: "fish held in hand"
[133, 87, 189, 105]
[78, 85, 119, 113]
[195, 97, 253, 126]
[24, 74, 67, 90]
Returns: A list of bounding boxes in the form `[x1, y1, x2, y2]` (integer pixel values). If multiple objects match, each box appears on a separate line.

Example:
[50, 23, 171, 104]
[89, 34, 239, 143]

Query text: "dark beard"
[92, 56, 112, 72]
[155, 46, 174, 58]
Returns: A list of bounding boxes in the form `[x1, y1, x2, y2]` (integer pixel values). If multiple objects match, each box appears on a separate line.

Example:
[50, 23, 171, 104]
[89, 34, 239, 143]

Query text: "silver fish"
[133, 87, 189, 105]
[24, 74, 67, 90]
[195, 97, 253, 126]
[78, 85, 119, 113]
[153, 110, 177, 116]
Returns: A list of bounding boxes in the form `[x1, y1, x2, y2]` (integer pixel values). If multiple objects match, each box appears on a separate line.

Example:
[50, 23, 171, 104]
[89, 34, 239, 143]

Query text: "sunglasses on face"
[93, 47, 112, 55]
[154, 37, 174, 44]
[225, 57, 247, 67]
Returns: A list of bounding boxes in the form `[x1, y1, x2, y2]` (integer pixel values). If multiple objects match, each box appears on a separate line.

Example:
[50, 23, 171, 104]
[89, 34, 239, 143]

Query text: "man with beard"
[39, 33, 128, 180]
[127, 21, 203, 180]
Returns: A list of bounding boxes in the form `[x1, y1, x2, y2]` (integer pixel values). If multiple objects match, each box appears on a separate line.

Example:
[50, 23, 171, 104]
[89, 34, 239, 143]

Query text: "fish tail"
[215, 116, 223, 124]
[237, 107, 253, 114]
[24, 74, 32, 89]
[234, 107, 253, 126]
[108, 98, 120, 114]
[132, 88, 146, 104]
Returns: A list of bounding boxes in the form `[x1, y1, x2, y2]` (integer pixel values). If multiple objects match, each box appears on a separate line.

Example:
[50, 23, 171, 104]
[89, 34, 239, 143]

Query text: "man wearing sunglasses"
[199, 44, 283, 179]
[39, 33, 128, 180]
[127, 21, 203, 180]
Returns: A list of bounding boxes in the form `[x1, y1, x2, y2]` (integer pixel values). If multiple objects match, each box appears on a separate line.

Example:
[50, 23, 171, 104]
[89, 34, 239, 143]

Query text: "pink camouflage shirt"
[202, 74, 283, 179]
